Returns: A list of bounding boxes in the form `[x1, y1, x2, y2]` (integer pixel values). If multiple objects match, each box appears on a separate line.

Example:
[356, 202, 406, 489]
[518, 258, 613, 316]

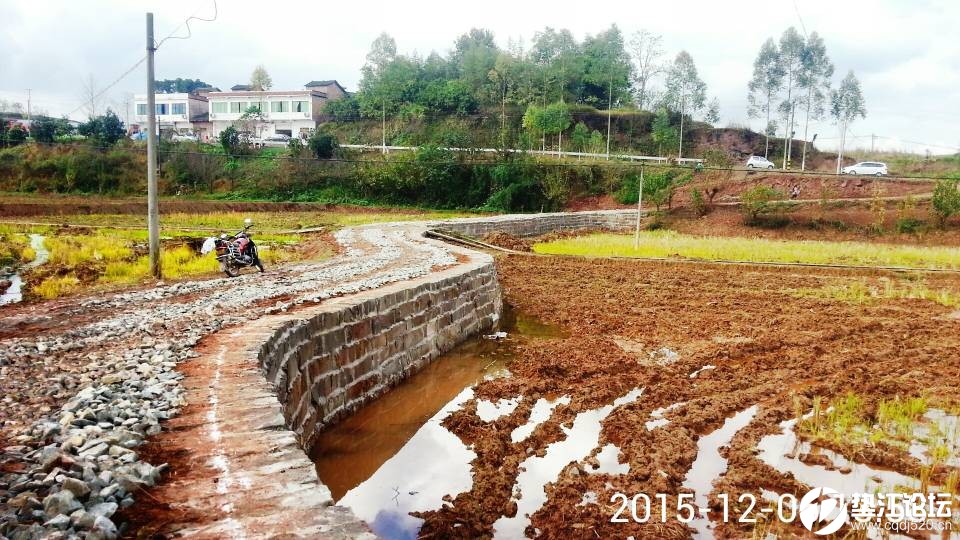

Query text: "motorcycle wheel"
[220, 260, 240, 278]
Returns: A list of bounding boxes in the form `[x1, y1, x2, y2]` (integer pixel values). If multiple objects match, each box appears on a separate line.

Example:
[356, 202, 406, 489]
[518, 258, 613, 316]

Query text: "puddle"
[908, 409, 960, 466]
[500, 303, 568, 339]
[645, 401, 686, 431]
[492, 388, 644, 539]
[477, 397, 520, 422]
[511, 396, 571, 443]
[681, 405, 758, 538]
[757, 419, 918, 495]
[310, 304, 563, 539]
[0, 234, 48, 306]
[587, 443, 630, 475]
[689, 365, 716, 378]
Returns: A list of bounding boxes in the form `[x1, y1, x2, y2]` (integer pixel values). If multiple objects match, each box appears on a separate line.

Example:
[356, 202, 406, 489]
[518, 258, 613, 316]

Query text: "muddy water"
[0, 235, 48, 306]
[310, 305, 564, 539]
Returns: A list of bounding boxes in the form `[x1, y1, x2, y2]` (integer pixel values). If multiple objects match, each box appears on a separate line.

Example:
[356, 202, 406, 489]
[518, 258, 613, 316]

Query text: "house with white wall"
[207, 88, 331, 139]
[133, 90, 213, 138]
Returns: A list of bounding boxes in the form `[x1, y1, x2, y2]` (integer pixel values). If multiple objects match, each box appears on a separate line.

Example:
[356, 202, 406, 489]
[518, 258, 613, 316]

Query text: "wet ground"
[0, 234, 48, 305]
[328, 253, 960, 539]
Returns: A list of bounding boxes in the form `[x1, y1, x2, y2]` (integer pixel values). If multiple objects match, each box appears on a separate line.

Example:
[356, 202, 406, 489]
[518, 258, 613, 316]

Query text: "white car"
[171, 133, 199, 142]
[263, 133, 291, 143]
[746, 155, 775, 169]
[842, 162, 888, 176]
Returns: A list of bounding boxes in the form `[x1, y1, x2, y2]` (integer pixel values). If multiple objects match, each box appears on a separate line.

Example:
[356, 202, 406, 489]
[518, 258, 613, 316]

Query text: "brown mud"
[409, 254, 960, 538]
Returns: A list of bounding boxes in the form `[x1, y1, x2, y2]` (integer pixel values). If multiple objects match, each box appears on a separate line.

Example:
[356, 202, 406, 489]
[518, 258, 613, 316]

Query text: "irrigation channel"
[0, 234, 48, 306]
[309, 305, 567, 540]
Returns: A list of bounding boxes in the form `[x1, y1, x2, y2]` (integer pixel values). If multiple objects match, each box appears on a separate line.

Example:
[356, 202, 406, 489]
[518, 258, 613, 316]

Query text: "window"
[292, 100, 309, 113]
[211, 102, 228, 114]
[155, 104, 167, 115]
[270, 101, 288, 113]
[171, 103, 186, 115]
[248, 101, 261, 112]
[136, 104, 147, 115]
[230, 101, 244, 114]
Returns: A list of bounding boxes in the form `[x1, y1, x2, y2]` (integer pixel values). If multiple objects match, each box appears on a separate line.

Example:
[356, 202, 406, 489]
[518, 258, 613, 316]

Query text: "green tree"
[830, 71, 867, 173]
[308, 131, 339, 159]
[627, 29, 664, 111]
[651, 108, 679, 156]
[78, 109, 125, 146]
[931, 179, 960, 226]
[705, 97, 721, 124]
[250, 65, 272, 91]
[663, 51, 706, 158]
[798, 32, 834, 170]
[29, 116, 58, 143]
[6, 124, 27, 146]
[747, 38, 784, 159]
[324, 96, 360, 122]
[741, 184, 784, 223]
[776, 27, 806, 168]
[219, 126, 240, 154]
[155, 78, 212, 93]
[570, 122, 590, 153]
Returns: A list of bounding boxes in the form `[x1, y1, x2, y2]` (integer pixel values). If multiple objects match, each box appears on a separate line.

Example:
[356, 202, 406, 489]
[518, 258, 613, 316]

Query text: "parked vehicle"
[746, 155, 775, 169]
[200, 218, 264, 277]
[263, 133, 291, 142]
[171, 132, 199, 142]
[842, 162, 889, 176]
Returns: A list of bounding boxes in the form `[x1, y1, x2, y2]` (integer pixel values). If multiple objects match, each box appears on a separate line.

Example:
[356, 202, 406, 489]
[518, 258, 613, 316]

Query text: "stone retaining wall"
[434, 209, 637, 238]
[255, 255, 501, 450]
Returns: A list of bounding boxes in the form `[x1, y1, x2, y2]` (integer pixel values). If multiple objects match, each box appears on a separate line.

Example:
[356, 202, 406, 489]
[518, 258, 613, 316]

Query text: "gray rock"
[88, 502, 118, 518]
[62, 477, 90, 498]
[90, 515, 119, 539]
[44, 513, 72, 530]
[43, 489, 82, 516]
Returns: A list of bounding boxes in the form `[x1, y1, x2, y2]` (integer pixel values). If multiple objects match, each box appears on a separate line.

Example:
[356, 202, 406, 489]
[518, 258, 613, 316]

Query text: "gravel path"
[0, 222, 457, 539]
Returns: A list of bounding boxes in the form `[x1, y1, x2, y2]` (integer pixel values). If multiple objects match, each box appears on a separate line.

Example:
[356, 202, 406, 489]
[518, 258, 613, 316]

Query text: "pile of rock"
[0, 339, 192, 539]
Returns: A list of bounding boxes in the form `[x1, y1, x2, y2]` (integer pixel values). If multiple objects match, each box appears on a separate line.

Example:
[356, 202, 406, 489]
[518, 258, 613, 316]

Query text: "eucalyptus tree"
[663, 51, 707, 159]
[582, 25, 632, 156]
[777, 27, 805, 168]
[627, 29, 664, 111]
[798, 32, 834, 170]
[747, 38, 784, 158]
[705, 97, 721, 125]
[830, 71, 867, 173]
[250, 65, 272, 91]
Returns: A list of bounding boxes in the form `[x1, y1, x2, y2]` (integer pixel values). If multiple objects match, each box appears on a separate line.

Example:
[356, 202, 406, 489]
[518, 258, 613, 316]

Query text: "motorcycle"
[201, 218, 265, 277]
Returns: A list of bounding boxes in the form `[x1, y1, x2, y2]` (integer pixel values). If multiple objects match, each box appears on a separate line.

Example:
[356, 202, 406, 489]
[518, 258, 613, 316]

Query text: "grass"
[792, 278, 960, 308]
[0, 225, 34, 266]
[33, 275, 81, 299]
[533, 231, 960, 270]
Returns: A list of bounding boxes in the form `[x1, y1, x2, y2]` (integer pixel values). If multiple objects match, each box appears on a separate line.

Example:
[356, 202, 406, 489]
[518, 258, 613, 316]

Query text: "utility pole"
[146, 13, 161, 279]
[26, 89, 31, 120]
[605, 77, 613, 159]
[677, 95, 685, 160]
[633, 168, 644, 249]
[870, 133, 876, 154]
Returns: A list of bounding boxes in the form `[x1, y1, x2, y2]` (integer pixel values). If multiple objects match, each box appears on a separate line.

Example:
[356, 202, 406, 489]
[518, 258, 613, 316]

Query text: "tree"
[308, 131, 339, 159]
[747, 38, 784, 158]
[155, 78, 212, 93]
[741, 185, 784, 223]
[776, 27, 805, 168]
[6, 124, 27, 146]
[798, 32, 834, 171]
[582, 25, 631, 156]
[651, 108, 679, 156]
[571, 122, 590, 154]
[78, 109, 124, 146]
[931, 179, 960, 226]
[705, 97, 721, 124]
[29, 116, 58, 143]
[80, 74, 103, 118]
[627, 29, 664, 110]
[219, 126, 240, 154]
[663, 51, 706, 158]
[830, 71, 866, 173]
[250, 65, 272, 91]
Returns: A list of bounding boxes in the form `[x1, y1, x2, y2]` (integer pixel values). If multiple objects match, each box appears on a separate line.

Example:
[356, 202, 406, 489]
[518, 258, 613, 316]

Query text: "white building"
[207, 85, 332, 140]
[133, 91, 212, 138]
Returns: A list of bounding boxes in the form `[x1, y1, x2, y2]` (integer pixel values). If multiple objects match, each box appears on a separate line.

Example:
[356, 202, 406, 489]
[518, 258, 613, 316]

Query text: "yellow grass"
[32, 275, 81, 299]
[793, 278, 960, 308]
[533, 231, 960, 270]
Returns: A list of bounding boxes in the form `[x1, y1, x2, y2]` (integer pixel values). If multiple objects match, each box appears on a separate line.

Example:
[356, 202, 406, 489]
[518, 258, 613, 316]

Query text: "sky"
[1, 0, 957, 154]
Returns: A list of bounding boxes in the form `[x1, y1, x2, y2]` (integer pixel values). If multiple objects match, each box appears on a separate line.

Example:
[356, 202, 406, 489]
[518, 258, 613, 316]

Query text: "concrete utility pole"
[381, 100, 387, 154]
[605, 78, 613, 159]
[146, 13, 161, 279]
[633, 168, 644, 249]
[677, 95, 685, 160]
[26, 89, 31, 120]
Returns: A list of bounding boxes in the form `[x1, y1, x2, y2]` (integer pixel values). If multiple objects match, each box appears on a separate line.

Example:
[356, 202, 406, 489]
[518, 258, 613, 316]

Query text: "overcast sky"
[1, 0, 957, 154]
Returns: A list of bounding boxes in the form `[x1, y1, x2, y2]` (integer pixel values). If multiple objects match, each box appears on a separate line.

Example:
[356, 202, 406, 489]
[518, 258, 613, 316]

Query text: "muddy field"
[411, 254, 960, 538]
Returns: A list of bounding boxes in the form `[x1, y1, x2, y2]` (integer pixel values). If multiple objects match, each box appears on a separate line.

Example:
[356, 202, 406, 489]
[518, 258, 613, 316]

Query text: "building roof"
[304, 80, 347, 92]
[208, 90, 327, 99]
[230, 84, 253, 91]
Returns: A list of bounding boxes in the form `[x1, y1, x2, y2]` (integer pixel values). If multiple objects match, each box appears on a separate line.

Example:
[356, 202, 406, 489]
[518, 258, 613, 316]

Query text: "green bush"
[219, 126, 240, 154]
[895, 218, 925, 234]
[308, 132, 339, 159]
[741, 184, 785, 223]
[690, 189, 707, 216]
[931, 179, 960, 225]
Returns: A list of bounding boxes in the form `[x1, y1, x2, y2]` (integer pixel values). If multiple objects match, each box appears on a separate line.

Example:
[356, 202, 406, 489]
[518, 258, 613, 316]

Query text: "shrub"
[219, 126, 240, 154]
[896, 218, 924, 234]
[690, 189, 707, 216]
[741, 185, 784, 223]
[308, 132, 339, 159]
[29, 116, 58, 143]
[287, 137, 305, 157]
[6, 125, 27, 146]
[323, 96, 360, 122]
[931, 179, 960, 225]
